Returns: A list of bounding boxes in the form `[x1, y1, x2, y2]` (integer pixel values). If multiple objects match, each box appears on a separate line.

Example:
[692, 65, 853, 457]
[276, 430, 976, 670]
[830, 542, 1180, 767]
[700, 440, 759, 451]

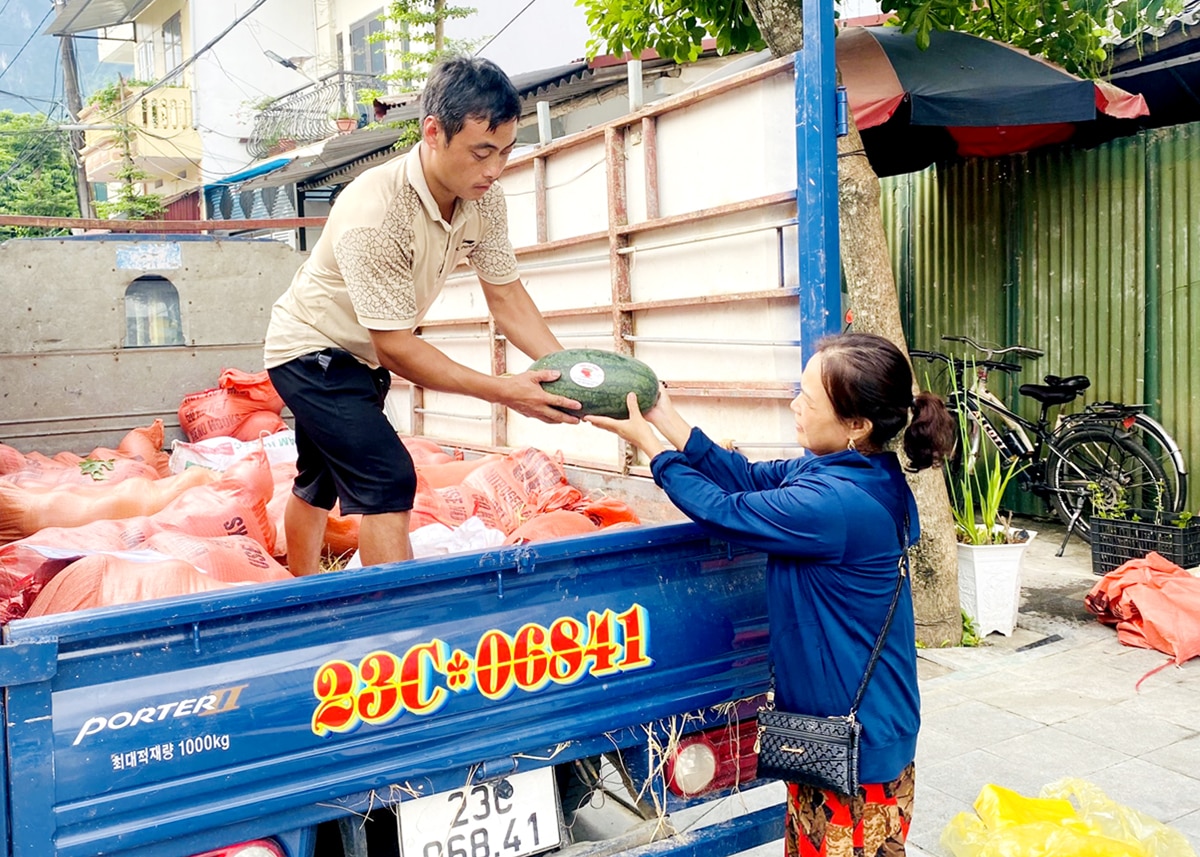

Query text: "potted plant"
[331, 109, 359, 133]
[947, 408, 1036, 637]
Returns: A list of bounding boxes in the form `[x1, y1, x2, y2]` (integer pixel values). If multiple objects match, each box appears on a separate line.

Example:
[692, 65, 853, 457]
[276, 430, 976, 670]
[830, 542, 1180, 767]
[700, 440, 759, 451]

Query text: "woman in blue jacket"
[588, 332, 955, 857]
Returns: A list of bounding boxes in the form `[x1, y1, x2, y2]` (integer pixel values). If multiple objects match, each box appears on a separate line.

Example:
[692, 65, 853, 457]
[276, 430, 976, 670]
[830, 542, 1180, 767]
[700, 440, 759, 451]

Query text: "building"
[45, 0, 392, 221]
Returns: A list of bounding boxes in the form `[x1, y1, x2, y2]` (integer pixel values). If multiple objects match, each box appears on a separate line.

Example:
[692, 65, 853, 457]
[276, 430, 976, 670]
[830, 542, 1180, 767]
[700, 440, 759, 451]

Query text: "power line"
[0, 7, 55, 85]
[104, 0, 270, 122]
[473, 0, 539, 58]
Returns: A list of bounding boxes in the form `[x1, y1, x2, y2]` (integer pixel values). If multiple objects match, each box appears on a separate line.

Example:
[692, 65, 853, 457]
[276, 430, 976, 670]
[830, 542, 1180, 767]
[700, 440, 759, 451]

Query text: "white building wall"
[189, 1, 319, 182]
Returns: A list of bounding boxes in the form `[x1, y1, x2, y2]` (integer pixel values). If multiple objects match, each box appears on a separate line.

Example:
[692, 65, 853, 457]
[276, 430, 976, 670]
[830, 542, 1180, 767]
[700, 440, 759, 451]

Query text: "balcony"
[247, 71, 382, 159]
[80, 85, 202, 183]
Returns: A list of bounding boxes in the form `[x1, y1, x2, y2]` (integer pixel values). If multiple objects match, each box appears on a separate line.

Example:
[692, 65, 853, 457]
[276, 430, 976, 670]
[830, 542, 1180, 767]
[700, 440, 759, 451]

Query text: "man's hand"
[500, 370, 582, 424]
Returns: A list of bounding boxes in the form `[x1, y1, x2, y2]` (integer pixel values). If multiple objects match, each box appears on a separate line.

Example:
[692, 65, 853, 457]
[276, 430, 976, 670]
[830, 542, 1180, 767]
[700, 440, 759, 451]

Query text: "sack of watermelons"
[178, 369, 286, 443]
[530, 349, 660, 419]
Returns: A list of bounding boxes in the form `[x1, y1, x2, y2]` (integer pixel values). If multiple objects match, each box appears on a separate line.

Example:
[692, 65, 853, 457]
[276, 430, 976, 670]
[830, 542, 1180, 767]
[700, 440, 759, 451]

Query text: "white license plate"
[398, 767, 561, 857]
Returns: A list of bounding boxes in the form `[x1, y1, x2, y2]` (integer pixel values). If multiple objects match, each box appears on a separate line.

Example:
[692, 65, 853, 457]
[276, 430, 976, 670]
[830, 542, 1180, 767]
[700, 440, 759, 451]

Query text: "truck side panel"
[4, 524, 767, 857]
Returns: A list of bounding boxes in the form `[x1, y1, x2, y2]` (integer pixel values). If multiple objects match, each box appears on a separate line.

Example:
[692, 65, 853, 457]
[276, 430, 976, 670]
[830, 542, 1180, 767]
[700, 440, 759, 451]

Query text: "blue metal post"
[796, 0, 842, 365]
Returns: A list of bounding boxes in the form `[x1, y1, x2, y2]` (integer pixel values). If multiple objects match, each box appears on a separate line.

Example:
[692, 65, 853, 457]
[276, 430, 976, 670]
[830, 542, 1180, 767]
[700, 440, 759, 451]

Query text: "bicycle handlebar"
[909, 350, 1020, 374]
[941, 334, 1044, 360]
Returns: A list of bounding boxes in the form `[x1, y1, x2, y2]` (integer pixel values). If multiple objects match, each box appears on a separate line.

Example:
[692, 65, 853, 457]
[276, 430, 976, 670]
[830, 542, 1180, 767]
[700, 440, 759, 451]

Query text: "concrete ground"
[907, 515, 1200, 855]
[727, 515, 1200, 857]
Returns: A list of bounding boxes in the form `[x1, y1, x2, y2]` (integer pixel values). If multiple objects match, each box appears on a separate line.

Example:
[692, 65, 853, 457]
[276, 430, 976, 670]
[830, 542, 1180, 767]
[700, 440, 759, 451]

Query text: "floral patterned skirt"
[784, 762, 915, 857]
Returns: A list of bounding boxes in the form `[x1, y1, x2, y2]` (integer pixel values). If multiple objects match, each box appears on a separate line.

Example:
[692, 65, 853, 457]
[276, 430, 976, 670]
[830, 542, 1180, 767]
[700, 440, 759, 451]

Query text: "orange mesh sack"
[0, 466, 216, 544]
[573, 496, 641, 528]
[0, 444, 25, 475]
[2, 455, 159, 489]
[151, 449, 277, 554]
[219, 368, 285, 412]
[232, 410, 288, 442]
[1, 519, 166, 621]
[139, 531, 292, 583]
[463, 448, 574, 534]
[117, 420, 171, 478]
[505, 510, 599, 545]
[410, 474, 485, 530]
[179, 370, 284, 443]
[25, 555, 234, 618]
[401, 436, 460, 465]
[2, 447, 276, 587]
[415, 455, 503, 489]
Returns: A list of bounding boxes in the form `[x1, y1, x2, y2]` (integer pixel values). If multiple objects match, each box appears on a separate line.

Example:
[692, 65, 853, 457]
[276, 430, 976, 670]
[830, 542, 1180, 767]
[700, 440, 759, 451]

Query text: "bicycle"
[909, 335, 1188, 555]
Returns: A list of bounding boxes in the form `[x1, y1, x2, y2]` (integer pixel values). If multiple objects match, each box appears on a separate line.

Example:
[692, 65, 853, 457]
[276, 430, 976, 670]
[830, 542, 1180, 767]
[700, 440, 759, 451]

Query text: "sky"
[450, 0, 596, 76]
[0, 0, 597, 115]
[0, 0, 110, 115]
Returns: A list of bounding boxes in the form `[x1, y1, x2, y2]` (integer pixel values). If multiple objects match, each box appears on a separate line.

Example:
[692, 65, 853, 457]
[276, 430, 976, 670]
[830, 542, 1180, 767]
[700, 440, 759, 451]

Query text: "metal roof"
[237, 56, 687, 193]
[238, 128, 407, 191]
[239, 60, 667, 192]
[43, 0, 155, 35]
[375, 59, 676, 124]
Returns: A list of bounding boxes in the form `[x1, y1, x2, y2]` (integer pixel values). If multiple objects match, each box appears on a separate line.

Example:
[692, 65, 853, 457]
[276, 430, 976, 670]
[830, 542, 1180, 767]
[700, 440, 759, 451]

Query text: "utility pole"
[58, 30, 95, 219]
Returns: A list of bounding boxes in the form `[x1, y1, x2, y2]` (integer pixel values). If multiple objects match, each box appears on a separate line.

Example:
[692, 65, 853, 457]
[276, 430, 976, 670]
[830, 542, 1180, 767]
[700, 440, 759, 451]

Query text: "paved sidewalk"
[906, 516, 1200, 856]
[732, 516, 1199, 857]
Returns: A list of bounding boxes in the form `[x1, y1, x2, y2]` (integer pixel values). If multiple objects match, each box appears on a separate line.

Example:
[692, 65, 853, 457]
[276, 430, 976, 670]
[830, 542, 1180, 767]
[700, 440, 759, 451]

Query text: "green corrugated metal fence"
[883, 121, 1200, 512]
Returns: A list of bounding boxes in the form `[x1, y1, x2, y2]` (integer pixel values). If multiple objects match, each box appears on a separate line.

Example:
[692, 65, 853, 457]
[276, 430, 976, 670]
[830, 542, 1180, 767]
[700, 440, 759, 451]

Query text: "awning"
[205, 158, 293, 188]
[43, 0, 156, 35]
[238, 128, 406, 191]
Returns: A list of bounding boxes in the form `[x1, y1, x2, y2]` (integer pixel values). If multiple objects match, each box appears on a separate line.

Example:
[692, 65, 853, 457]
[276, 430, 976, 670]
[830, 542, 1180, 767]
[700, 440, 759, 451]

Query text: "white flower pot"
[957, 529, 1037, 637]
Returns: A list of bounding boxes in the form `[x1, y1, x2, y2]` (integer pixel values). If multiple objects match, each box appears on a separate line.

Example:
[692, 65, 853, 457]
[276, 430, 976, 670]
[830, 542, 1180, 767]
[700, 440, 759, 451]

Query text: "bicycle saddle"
[1018, 374, 1090, 405]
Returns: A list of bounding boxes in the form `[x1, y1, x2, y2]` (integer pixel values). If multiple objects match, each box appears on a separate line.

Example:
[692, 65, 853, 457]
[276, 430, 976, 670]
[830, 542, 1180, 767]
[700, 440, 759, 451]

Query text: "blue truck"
[2, 508, 778, 857]
[0, 18, 845, 853]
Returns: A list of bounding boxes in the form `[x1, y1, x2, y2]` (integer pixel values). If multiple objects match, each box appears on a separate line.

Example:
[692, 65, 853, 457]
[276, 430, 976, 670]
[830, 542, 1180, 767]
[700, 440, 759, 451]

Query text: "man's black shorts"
[268, 349, 416, 515]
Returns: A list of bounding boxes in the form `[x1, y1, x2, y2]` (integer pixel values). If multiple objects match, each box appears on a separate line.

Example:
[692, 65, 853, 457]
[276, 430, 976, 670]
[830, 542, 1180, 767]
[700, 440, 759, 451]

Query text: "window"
[135, 23, 155, 79]
[162, 13, 183, 83]
[125, 276, 184, 347]
[349, 11, 385, 76]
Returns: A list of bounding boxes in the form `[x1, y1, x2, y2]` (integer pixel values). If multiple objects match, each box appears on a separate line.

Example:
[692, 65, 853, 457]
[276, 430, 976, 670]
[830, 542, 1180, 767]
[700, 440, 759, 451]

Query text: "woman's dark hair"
[421, 56, 521, 142]
[816, 332, 956, 471]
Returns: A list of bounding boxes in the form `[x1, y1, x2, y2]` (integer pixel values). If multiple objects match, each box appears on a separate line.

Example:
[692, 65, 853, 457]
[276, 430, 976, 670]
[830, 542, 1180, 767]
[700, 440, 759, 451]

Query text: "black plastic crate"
[1090, 511, 1200, 576]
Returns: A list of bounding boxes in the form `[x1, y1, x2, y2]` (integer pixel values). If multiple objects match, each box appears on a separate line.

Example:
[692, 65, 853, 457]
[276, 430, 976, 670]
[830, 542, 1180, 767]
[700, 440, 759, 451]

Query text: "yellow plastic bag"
[941, 779, 1197, 857]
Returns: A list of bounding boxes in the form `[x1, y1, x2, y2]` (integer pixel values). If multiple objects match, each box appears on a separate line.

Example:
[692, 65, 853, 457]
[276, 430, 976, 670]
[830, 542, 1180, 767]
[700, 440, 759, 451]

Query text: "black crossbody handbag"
[754, 508, 910, 795]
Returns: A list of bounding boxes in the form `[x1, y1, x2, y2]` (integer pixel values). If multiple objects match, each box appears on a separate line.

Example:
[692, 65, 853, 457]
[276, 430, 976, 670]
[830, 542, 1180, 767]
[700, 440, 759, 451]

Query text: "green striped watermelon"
[530, 349, 660, 419]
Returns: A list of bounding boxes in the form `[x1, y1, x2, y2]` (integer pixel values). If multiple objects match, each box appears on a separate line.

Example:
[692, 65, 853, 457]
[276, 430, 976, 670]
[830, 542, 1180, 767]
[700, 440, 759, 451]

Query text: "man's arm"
[480, 277, 562, 360]
[370, 328, 581, 424]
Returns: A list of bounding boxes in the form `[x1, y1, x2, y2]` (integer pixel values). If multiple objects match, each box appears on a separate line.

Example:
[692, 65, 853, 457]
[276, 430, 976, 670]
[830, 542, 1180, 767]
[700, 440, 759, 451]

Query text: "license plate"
[398, 767, 561, 857]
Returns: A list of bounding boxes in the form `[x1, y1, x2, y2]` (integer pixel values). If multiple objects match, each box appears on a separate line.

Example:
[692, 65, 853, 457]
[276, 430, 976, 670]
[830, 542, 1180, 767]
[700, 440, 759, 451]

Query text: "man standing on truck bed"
[264, 56, 580, 577]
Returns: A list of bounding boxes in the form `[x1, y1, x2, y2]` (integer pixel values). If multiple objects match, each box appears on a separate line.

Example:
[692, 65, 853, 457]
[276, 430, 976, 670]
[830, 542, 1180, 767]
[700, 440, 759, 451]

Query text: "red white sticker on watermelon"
[569, 362, 606, 388]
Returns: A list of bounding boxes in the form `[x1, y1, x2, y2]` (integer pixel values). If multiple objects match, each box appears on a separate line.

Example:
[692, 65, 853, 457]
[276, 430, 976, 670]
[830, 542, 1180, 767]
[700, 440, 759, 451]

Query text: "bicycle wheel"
[1045, 427, 1173, 543]
[1126, 414, 1188, 513]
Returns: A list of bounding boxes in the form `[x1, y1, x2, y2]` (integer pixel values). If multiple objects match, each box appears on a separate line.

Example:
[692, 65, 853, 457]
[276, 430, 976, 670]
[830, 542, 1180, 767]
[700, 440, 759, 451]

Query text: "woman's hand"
[641, 386, 692, 450]
[586, 392, 668, 458]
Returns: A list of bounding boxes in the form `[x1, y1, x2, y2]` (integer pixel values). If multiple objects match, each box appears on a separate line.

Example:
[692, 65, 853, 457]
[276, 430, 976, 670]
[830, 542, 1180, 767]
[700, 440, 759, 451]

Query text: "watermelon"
[529, 349, 661, 419]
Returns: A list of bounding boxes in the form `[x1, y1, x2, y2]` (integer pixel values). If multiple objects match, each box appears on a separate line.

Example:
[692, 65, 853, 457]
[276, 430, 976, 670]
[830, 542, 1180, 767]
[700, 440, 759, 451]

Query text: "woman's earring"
[846, 437, 856, 451]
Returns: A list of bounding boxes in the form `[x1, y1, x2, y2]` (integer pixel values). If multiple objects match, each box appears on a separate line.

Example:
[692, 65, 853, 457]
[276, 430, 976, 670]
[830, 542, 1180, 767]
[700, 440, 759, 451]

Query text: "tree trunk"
[745, 0, 803, 54]
[738, 5, 962, 646]
[837, 117, 962, 647]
